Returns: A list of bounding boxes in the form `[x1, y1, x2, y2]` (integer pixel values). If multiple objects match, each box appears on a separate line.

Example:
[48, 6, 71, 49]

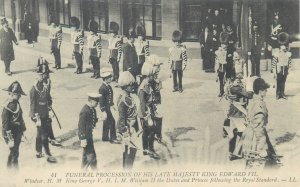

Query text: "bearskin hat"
[219, 32, 229, 44]
[172, 30, 182, 42]
[278, 32, 289, 45]
[3, 81, 26, 95]
[89, 21, 99, 33]
[109, 21, 119, 34]
[70, 16, 80, 29]
[135, 23, 145, 37]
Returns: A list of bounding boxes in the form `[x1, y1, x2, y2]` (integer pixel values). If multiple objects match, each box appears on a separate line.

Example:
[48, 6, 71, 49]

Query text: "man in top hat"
[70, 16, 84, 74]
[250, 20, 263, 77]
[98, 68, 119, 144]
[168, 30, 188, 93]
[30, 68, 57, 163]
[215, 32, 230, 97]
[78, 93, 101, 170]
[108, 21, 123, 82]
[271, 32, 291, 100]
[49, 22, 62, 69]
[199, 26, 214, 72]
[122, 29, 139, 78]
[87, 21, 102, 79]
[2, 81, 26, 169]
[134, 23, 150, 76]
[117, 71, 139, 169]
[0, 17, 19, 76]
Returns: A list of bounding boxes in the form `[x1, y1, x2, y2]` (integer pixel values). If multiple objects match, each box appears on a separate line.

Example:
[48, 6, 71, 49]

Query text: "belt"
[38, 102, 47, 106]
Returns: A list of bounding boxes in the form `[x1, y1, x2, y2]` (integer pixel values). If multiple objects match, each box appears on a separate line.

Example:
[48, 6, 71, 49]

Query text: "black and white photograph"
[0, 0, 299, 186]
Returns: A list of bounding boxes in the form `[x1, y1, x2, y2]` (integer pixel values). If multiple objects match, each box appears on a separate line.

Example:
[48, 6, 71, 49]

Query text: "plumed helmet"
[109, 21, 119, 34]
[135, 23, 145, 37]
[220, 32, 229, 44]
[253, 78, 270, 93]
[70, 16, 80, 29]
[141, 62, 155, 76]
[118, 71, 135, 87]
[89, 21, 99, 33]
[172, 30, 182, 42]
[147, 55, 162, 66]
[278, 32, 289, 45]
[3, 81, 26, 95]
[1, 17, 8, 25]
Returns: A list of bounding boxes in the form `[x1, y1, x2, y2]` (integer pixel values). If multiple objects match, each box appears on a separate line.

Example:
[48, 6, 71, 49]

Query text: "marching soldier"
[87, 21, 102, 79]
[30, 69, 57, 163]
[70, 17, 84, 74]
[168, 30, 188, 93]
[250, 20, 263, 77]
[271, 32, 292, 100]
[108, 22, 122, 82]
[49, 23, 62, 69]
[117, 71, 139, 169]
[98, 68, 119, 143]
[78, 93, 100, 170]
[135, 23, 150, 77]
[215, 32, 230, 97]
[2, 81, 26, 169]
[123, 29, 138, 78]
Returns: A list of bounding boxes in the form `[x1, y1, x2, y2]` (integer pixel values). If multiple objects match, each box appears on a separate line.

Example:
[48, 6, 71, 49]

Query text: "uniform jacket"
[168, 45, 188, 71]
[108, 35, 122, 61]
[49, 27, 62, 51]
[2, 100, 26, 142]
[78, 104, 97, 140]
[251, 31, 262, 54]
[99, 83, 114, 112]
[122, 42, 138, 75]
[29, 81, 52, 119]
[134, 39, 150, 57]
[247, 95, 268, 128]
[215, 47, 228, 72]
[0, 27, 18, 62]
[272, 49, 292, 75]
[71, 31, 84, 53]
[138, 78, 153, 118]
[87, 33, 102, 57]
[269, 22, 283, 48]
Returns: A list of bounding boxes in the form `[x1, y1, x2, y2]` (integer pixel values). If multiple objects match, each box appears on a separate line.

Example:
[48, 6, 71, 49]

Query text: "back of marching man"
[168, 30, 187, 93]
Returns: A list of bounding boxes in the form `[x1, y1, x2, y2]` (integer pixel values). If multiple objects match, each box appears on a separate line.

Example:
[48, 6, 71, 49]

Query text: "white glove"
[80, 139, 87, 148]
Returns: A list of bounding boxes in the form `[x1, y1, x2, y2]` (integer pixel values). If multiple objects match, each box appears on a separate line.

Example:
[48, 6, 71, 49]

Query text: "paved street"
[0, 37, 300, 175]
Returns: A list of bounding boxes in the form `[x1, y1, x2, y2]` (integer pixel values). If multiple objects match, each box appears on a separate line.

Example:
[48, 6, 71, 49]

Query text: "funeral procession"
[0, 0, 300, 177]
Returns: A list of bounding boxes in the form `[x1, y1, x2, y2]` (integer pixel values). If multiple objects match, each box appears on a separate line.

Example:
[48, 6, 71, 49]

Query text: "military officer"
[250, 20, 263, 77]
[70, 17, 84, 74]
[134, 23, 150, 76]
[49, 22, 62, 69]
[98, 68, 119, 143]
[271, 32, 292, 100]
[117, 71, 139, 169]
[30, 69, 56, 163]
[78, 93, 100, 170]
[108, 22, 123, 82]
[87, 21, 102, 79]
[2, 81, 26, 169]
[269, 12, 283, 54]
[215, 32, 230, 97]
[168, 30, 188, 93]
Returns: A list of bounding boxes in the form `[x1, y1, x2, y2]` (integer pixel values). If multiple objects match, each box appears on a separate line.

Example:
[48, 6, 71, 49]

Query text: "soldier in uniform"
[250, 20, 262, 77]
[168, 30, 188, 93]
[0, 17, 19, 76]
[108, 22, 122, 82]
[30, 69, 57, 163]
[269, 12, 283, 54]
[49, 23, 62, 69]
[87, 21, 102, 79]
[232, 52, 246, 79]
[117, 71, 139, 169]
[134, 23, 150, 77]
[2, 81, 26, 169]
[215, 32, 230, 97]
[271, 32, 291, 100]
[70, 17, 84, 74]
[78, 93, 100, 170]
[99, 68, 119, 143]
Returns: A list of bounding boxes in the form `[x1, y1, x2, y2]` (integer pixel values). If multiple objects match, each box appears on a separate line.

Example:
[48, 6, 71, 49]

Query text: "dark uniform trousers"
[218, 71, 226, 95]
[90, 56, 100, 77]
[36, 117, 51, 156]
[82, 137, 97, 170]
[140, 118, 155, 151]
[138, 55, 145, 75]
[276, 67, 288, 97]
[123, 145, 137, 169]
[7, 132, 23, 168]
[110, 58, 119, 81]
[52, 48, 61, 68]
[4, 61, 11, 73]
[251, 52, 260, 76]
[102, 109, 116, 141]
[173, 70, 183, 90]
[154, 117, 163, 139]
[74, 52, 83, 73]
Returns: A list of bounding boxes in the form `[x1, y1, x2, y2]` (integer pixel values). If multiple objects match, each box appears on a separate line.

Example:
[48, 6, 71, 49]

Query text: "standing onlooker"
[250, 20, 262, 77]
[199, 26, 214, 71]
[122, 29, 138, 78]
[0, 18, 19, 76]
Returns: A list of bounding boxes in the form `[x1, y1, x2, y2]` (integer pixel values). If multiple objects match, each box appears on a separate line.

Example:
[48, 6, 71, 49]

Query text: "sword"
[49, 107, 62, 129]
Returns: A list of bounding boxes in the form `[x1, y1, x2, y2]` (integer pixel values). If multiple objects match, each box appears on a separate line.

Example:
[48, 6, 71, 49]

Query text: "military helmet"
[219, 32, 229, 44]
[135, 23, 146, 37]
[89, 21, 99, 33]
[70, 16, 80, 29]
[3, 81, 26, 95]
[278, 32, 289, 45]
[118, 71, 135, 87]
[109, 21, 119, 34]
[172, 30, 182, 42]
